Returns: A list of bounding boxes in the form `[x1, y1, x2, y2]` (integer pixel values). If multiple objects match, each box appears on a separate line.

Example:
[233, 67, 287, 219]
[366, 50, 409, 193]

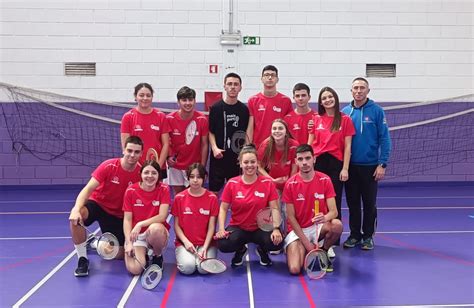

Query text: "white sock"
[74, 242, 88, 259]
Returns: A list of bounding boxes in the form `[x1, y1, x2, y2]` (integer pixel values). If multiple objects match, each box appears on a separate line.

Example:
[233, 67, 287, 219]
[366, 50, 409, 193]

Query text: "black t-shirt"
[209, 99, 249, 153]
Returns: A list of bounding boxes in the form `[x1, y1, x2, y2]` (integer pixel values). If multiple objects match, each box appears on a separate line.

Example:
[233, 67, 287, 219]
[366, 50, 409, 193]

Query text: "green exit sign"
[243, 36, 261, 45]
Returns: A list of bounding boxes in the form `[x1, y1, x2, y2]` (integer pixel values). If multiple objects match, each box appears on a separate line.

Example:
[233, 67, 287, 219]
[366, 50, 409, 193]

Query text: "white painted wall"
[0, 0, 472, 103]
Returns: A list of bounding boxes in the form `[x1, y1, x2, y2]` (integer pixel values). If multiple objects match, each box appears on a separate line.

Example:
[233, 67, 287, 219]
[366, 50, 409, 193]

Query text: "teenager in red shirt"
[69, 136, 143, 277]
[166, 86, 209, 195]
[257, 119, 298, 192]
[215, 145, 283, 267]
[172, 163, 219, 275]
[246, 65, 292, 147]
[121, 83, 170, 170]
[283, 144, 343, 274]
[284, 83, 316, 145]
[123, 160, 171, 275]
[308, 87, 355, 251]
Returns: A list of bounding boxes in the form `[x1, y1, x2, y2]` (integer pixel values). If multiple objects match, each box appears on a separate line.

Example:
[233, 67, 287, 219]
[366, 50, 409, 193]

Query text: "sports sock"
[74, 241, 88, 259]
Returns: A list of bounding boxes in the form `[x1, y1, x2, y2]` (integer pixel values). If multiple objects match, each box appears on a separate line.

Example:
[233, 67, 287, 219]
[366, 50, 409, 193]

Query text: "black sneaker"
[231, 246, 248, 267]
[151, 255, 163, 269]
[255, 247, 272, 266]
[74, 257, 89, 277]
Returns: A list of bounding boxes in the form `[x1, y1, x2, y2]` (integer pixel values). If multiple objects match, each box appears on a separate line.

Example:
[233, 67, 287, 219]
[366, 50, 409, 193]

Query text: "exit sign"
[243, 36, 261, 45]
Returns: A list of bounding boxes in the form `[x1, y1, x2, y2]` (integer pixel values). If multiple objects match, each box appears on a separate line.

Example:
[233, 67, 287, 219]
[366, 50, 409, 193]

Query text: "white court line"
[12, 250, 76, 308]
[11, 228, 100, 307]
[117, 215, 173, 306]
[0, 212, 68, 215]
[117, 276, 139, 308]
[245, 252, 255, 308]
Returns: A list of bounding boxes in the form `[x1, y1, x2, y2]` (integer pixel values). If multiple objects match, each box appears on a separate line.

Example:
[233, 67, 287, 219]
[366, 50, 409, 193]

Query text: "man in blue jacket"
[341, 77, 391, 250]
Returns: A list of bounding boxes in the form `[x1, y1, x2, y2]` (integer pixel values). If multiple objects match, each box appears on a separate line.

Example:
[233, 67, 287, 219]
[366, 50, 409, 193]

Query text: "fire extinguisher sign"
[209, 65, 218, 74]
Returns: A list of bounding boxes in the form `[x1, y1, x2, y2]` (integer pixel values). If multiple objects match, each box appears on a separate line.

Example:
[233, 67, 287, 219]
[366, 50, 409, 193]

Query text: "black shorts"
[83, 200, 125, 245]
[209, 154, 240, 192]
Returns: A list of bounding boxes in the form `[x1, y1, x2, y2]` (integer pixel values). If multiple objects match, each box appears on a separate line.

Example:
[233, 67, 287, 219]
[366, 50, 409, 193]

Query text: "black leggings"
[314, 153, 344, 220]
[218, 225, 283, 253]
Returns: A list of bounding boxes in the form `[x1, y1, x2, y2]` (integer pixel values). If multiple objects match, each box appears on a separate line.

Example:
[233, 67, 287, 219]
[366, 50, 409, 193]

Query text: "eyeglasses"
[262, 73, 277, 79]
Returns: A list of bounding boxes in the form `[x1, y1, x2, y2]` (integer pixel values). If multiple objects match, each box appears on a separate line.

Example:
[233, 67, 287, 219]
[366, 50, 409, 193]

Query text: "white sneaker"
[327, 246, 336, 259]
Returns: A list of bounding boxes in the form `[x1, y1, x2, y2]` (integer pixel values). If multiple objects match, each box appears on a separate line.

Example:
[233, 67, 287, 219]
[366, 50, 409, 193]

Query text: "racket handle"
[314, 200, 319, 215]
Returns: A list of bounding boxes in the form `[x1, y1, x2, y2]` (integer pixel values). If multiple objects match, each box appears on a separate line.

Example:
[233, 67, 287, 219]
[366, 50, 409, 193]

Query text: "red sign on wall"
[209, 65, 218, 74]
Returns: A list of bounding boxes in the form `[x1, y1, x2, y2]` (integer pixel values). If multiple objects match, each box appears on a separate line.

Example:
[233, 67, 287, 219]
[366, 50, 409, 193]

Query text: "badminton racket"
[228, 130, 248, 154]
[193, 249, 227, 274]
[303, 200, 329, 280]
[132, 253, 163, 290]
[79, 223, 119, 260]
[185, 120, 198, 145]
[146, 147, 160, 163]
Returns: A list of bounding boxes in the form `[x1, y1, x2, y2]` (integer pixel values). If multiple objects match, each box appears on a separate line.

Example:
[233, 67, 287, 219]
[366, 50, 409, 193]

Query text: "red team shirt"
[284, 110, 316, 145]
[123, 182, 171, 233]
[90, 158, 141, 218]
[221, 176, 279, 231]
[248, 92, 292, 146]
[257, 138, 299, 190]
[282, 172, 336, 232]
[166, 111, 209, 170]
[171, 189, 219, 247]
[121, 108, 170, 164]
[310, 114, 355, 161]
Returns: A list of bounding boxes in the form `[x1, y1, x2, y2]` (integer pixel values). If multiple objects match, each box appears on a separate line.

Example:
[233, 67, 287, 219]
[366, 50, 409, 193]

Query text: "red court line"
[0, 244, 71, 271]
[160, 266, 178, 308]
[378, 234, 474, 266]
[298, 274, 316, 308]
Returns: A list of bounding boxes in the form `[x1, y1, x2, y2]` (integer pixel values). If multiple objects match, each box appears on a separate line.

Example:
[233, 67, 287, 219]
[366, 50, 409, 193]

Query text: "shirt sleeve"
[122, 189, 133, 212]
[209, 194, 219, 217]
[120, 112, 131, 134]
[377, 108, 392, 165]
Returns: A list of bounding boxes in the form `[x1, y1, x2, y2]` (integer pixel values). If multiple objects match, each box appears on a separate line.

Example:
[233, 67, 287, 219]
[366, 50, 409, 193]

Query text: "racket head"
[304, 248, 329, 280]
[96, 232, 120, 260]
[256, 207, 274, 232]
[140, 264, 163, 290]
[200, 258, 227, 274]
[146, 148, 160, 163]
[230, 130, 247, 154]
[185, 120, 197, 145]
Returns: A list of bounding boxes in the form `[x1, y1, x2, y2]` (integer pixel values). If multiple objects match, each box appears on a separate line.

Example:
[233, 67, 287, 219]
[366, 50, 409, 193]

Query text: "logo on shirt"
[150, 124, 160, 131]
[236, 191, 245, 199]
[226, 114, 240, 128]
[292, 124, 301, 131]
[111, 176, 120, 184]
[172, 129, 181, 135]
[133, 125, 143, 132]
[128, 181, 133, 186]
[316, 123, 325, 130]
[363, 116, 373, 123]
[152, 200, 160, 206]
[296, 193, 305, 201]
[134, 199, 144, 207]
[254, 191, 265, 198]
[258, 104, 265, 111]
[273, 106, 282, 113]
[184, 207, 193, 214]
[199, 208, 210, 215]
[314, 193, 324, 199]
